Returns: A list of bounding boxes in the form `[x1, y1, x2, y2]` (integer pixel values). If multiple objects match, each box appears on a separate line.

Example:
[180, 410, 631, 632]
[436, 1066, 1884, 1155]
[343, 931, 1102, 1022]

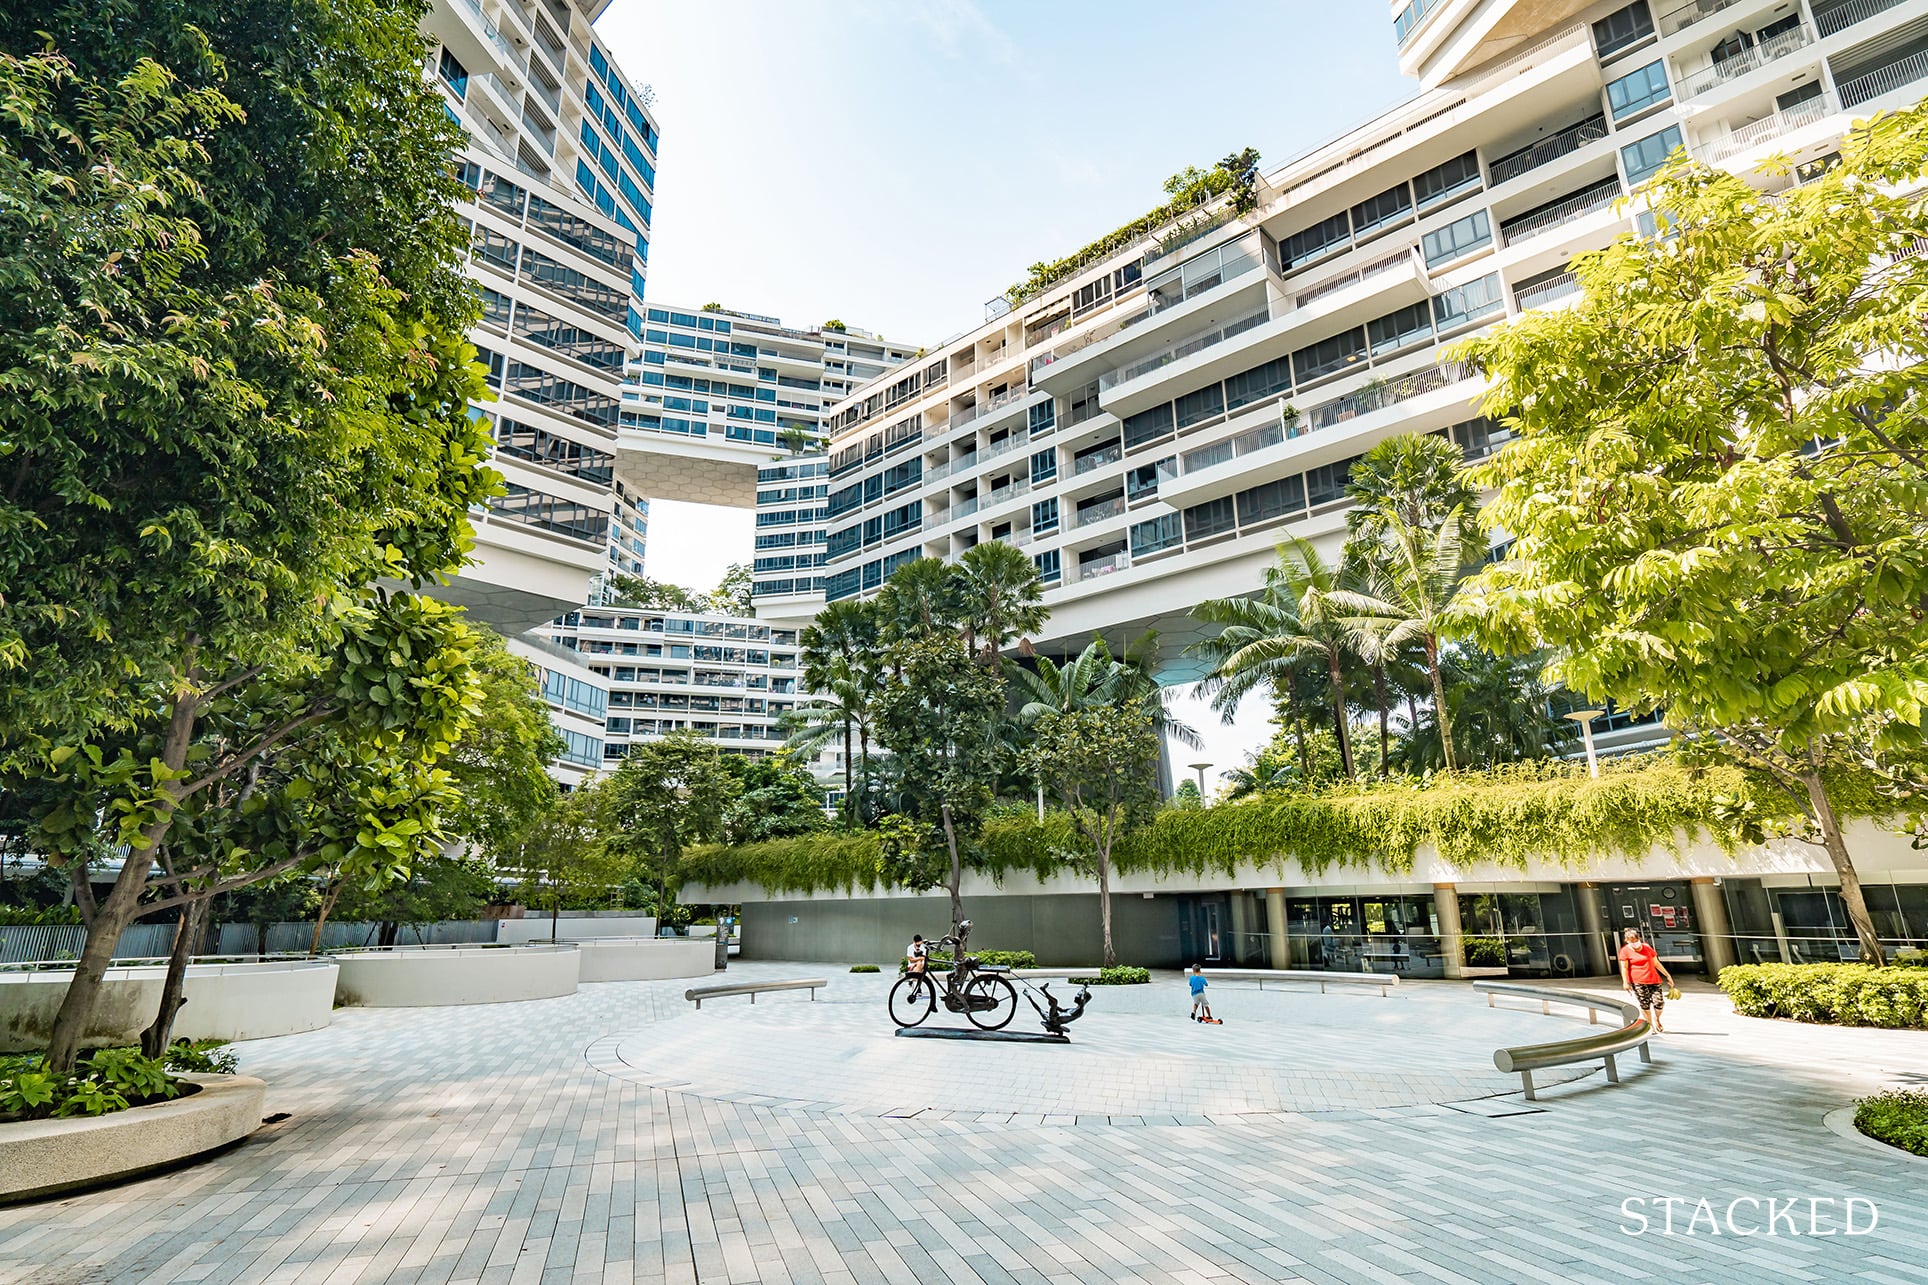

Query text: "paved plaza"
[2, 963, 1924, 1284]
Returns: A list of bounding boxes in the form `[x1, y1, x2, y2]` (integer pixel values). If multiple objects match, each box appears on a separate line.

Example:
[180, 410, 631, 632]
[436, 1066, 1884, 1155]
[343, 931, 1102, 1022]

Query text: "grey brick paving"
[1, 964, 1923, 1284]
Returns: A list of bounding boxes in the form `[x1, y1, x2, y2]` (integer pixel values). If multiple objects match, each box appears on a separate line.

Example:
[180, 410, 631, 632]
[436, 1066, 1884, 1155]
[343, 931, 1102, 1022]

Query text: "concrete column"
[1229, 893, 1252, 966]
[1575, 883, 1612, 977]
[1264, 888, 1290, 970]
[1433, 883, 1466, 980]
[1691, 877, 1737, 978]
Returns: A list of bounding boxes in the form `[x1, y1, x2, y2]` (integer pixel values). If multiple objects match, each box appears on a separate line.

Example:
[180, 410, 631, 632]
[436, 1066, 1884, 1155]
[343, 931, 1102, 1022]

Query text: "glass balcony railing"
[1488, 115, 1609, 186]
[1077, 551, 1130, 582]
[1179, 420, 1286, 475]
[1072, 442, 1123, 475]
[984, 476, 1032, 507]
[1815, 0, 1910, 38]
[1306, 361, 1478, 433]
[950, 385, 1030, 431]
[1293, 248, 1416, 310]
[1679, 25, 1814, 100]
[1699, 95, 1834, 162]
[1839, 48, 1928, 109]
[1072, 496, 1126, 528]
[1100, 307, 1270, 391]
[1659, 0, 1748, 35]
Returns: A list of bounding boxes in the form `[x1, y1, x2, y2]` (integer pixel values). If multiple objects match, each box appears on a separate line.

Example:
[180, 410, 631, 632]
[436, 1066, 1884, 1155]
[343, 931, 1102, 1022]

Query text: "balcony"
[1075, 551, 1130, 583]
[1679, 25, 1815, 101]
[1514, 270, 1580, 311]
[1659, 0, 1752, 35]
[950, 385, 1031, 431]
[1488, 115, 1609, 187]
[1179, 420, 1285, 476]
[1838, 48, 1928, 108]
[1307, 361, 1477, 433]
[983, 433, 1030, 463]
[1072, 442, 1123, 476]
[1294, 248, 1415, 310]
[1099, 307, 1270, 392]
[984, 476, 1032, 509]
[1499, 178, 1623, 247]
[1071, 496, 1126, 529]
[1028, 309, 1146, 382]
[1699, 95, 1835, 163]
[1815, 0, 1911, 38]
[1141, 231, 1268, 319]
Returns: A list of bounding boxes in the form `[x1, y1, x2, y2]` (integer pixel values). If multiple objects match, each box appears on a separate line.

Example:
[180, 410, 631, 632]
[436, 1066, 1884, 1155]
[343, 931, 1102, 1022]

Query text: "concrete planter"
[0, 960, 338, 1054]
[332, 944, 579, 1007]
[498, 914, 656, 944]
[0, 1073, 265, 1204]
[574, 937, 718, 983]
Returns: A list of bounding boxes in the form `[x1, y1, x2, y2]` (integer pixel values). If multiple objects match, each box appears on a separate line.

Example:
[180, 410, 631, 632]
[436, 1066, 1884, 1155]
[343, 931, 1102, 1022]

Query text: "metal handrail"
[1475, 981, 1655, 1101]
[1679, 25, 1813, 100]
[1072, 443, 1123, 475]
[1101, 307, 1270, 390]
[1071, 497, 1125, 528]
[1515, 271, 1580, 311]
[1488, 114, 1609, 186]
[1840, 49, 1928, 109]
[1659, 0, 1747, 34]
[1294, 248, 1416, 309]
[1499, 178, 1622, 246]
[1816, 0, 1909, 37]
[1699, 95, 1834, 163]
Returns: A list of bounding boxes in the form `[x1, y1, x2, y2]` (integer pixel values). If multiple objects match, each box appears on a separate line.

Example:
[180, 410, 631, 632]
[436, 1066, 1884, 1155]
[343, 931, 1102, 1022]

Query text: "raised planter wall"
[331, 944, 580, 1007]
[0, 961, 338, 1054]
[0, 1073, 265, 1204]
[497, 915, 656, 944]
[574, 937, 717, 983]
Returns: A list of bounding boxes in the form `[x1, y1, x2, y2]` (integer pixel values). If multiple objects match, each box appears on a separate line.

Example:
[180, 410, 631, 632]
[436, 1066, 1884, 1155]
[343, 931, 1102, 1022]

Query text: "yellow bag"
[1666, 985, 1682, 1001]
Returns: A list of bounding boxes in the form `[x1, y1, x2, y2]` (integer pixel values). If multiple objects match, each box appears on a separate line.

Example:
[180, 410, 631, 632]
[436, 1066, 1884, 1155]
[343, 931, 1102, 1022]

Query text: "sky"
[592, 1, 1416, 785]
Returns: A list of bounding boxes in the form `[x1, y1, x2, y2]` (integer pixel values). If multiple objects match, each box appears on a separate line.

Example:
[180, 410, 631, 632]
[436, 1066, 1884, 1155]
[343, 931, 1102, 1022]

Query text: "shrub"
[0, 1048, 179, 1122]
[899, 951, 954, 973]
[1718, 963, 1928, 1029]
[1855, 1089, 1928, 1157]
[1071, 966, 1150, 985]
[0, 905, 82, 926]
[1893, 947, 1927, 968]
[165, 1039, 239, 1075]
[849, 964, 880, 973]
[975, 951, 1037, 969]
[1463, 937, 1508, 968]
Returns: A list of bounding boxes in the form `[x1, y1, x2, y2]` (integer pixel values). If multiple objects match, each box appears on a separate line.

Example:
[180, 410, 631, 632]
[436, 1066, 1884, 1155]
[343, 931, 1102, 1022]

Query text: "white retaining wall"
[497, 915, 656, 944]
[331, 944, 580, 1007]
[574, 938, 716, 982]
[0, 960, 338, 1053]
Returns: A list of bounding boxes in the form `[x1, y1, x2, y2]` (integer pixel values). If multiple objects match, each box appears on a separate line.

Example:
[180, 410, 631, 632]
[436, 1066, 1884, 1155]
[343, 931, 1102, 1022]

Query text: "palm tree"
[1450, 647, 1577, 768]
[1334, 510, 1472, 771]
[873, 556, 963, 646]
[957, 540, 1047, 662]
[796, 599, 880, 825]
[1013, 634, 1201, 748]
[1344, 431, 1478, 548]
[1190, 538, 1359, 781]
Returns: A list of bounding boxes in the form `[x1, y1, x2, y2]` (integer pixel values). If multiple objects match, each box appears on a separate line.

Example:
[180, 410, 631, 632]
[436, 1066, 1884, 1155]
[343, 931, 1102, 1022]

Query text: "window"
[514, 305, 626, 371]
[1126, 459, 1169, 502]
[1421, 211, 1492, 266]
[495, 417, 614, 483]
[1028, 399, 1055, 436]
[1032, 497, 1059, 534]
[503, 362, 619, 428]
[1432, 274, 1505, 332]
[1183, 497, 1236, 542]
[526, 195, 631, 270]
[1123, 402, 1174, 450]
[1293, 329, 1368, 385]
[1304, 455, 1361, 509]
[1030, 448, 1058, 485]
[1368, 301, 1434, 356]
[1033, 549, 1061, 584]
[1225, 356, 1292, 411]
[438, 48, 468, 99]
[1350, 184, 1414, 238]
[490, 484, 609, 544]
[1621, 125, 1683, 185]
[1282, 212, 1351, 270]
[472, 226, 519, 274]
[1129, 513, 1182, 558]
[1237, 475, 1307, 527]
[1606, 61, 1670, 121]
[1592, 1, 1654, 59]
[1413, 151, 1482, 211]
[1174, 383, 1225, 430]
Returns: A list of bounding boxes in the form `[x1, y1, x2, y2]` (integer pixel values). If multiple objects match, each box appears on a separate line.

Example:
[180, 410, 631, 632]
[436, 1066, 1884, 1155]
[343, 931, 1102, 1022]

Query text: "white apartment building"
[545, 608, 812, 774]
[820, 0, 1928, 690]
[425, 0, 661, 784]
[613, 304, 916, 620]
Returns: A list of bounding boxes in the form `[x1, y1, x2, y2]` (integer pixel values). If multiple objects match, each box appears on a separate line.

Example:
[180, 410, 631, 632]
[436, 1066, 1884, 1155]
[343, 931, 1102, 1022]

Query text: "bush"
[849, 964, 880, 973]
[0, 905, 82, 926]
[900, 951, 954, 973]
[0, 1048, 181, 1122]
[165, 1039, 239, 1075]
[1893, 947, 1926, 968]
[1071, 966, 1150, 985]
[1463, 937, 1508, 968]
[1855, 1089, 1928, 1157]
[1718, 963, 1928, 1029]
[975, 950, 1036, 969]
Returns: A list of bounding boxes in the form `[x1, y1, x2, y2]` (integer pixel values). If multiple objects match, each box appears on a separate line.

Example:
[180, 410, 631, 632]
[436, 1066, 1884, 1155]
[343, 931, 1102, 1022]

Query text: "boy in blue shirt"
[1189, 965, 1217, 1023]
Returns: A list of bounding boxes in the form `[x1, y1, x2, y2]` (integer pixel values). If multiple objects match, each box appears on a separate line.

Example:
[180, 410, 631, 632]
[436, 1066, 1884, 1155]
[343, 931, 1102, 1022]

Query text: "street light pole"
[1188, 761, 1212, 801]
[1565, 709, 1606, 778]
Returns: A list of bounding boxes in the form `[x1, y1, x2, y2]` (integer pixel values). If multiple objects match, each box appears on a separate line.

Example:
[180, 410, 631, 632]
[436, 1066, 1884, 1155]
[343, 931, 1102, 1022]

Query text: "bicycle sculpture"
[889, 920, 1092, 1038]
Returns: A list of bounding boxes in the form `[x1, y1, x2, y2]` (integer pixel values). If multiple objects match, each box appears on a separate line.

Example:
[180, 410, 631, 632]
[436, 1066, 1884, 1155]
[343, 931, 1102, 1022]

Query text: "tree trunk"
[940, 802, 964, 930]
[841, 720, 854, 829]
[45, 690, 197, 1072]
[1290, 702, 1311, 777]
[1373, 667, 1391, 777]
[1797, 766, 1886, 966]
[1326, 656, 1354, 781]
[140, 897, 209, 1058]
[380, 920, 401, 949]
[310, 874, 345, 957]
[1426, 636, 1457, 771]
[1098, 848, 1115, 968]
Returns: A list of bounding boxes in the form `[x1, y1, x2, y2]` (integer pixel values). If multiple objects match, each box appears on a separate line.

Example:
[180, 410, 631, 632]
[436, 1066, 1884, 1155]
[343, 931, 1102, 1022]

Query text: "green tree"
[507, 790, 615, 942]
[956, 541, 1047, 662]
[598, 733, 738, 922]
[1024, 707, 1161, 966]
[442, 633, 565, 860]
[0, 2, 494, 1070]
[333, 856, 495, 949]
[1344, 432, 1479, 550]
[872, 634, 1007, 927]
[705, 564, 755, 616]
[873, 556, 966, 646]
[605, 574, 702, 612]
[793, 599, 882, 825]
[1453, 111, 1928, 963]
[722, 751, 828, 844]
[1191, 538, 1361, 781]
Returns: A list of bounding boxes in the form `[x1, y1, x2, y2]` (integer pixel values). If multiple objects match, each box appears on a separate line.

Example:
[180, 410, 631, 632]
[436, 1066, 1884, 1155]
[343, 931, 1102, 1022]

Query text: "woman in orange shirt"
[1617, 927, 1675, 1033]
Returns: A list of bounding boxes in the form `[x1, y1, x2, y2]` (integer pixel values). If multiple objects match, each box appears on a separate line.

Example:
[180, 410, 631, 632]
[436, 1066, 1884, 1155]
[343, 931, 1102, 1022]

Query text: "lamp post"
[1565, 709, 1606, 778]
[1188, 761, 1212, 800]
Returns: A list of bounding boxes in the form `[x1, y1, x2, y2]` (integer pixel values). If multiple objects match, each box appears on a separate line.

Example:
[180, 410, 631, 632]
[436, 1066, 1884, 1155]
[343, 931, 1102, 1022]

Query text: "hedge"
[1855, 1089, 1928, 1157]
[1070, 966, 1150, 985]
[680, 757, 1830, 897]
[1718, 964, 1928, 1029]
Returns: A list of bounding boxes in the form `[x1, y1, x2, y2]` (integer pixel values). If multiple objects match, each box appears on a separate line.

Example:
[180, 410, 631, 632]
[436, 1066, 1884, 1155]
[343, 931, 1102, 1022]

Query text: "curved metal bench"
[1203, 967, 1399, 997]
[1475, 981, 1654, 1101]
[685, 978, 826, 1009]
